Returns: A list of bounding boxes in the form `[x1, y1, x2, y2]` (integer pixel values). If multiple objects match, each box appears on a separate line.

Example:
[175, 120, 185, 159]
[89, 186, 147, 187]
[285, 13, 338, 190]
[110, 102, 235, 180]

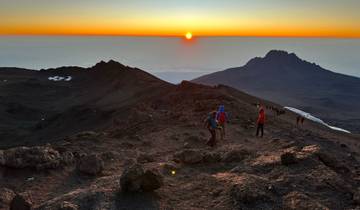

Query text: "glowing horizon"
[1, 0, 360, 38]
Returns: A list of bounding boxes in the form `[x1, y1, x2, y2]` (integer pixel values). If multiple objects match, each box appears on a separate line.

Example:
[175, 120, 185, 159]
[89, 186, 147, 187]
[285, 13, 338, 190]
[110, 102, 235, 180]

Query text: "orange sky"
[1, 0, 360, 38]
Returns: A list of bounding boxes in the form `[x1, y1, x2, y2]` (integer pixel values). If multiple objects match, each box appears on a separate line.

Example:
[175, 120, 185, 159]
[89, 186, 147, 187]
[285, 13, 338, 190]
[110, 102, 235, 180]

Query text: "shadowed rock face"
[193, 50, 360, 133]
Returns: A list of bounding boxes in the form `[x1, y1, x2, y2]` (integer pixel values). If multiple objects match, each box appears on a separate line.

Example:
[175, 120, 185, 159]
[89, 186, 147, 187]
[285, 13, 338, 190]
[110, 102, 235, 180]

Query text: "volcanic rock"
[0, 146, 61, 170]
[173, 149, 203, 164]
[120, 164, 163, 192]
[77, 154, 104, 175]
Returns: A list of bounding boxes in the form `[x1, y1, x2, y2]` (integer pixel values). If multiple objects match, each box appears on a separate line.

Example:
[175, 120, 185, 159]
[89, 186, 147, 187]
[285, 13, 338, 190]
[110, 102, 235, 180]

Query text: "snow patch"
[48, 76, 72, 82]
[284, 107, 351, 134]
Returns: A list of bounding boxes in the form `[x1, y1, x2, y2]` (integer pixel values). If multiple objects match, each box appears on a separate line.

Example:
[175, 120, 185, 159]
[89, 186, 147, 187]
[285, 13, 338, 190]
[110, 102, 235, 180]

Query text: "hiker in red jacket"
[256, 105, 266, 137]
[216, 105, 229, 140]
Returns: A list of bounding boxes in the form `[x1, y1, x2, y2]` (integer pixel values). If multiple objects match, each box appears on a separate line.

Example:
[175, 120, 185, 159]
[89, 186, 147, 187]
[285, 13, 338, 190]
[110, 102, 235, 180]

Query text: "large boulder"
[10, 193, 32, 210]
[222, 149, 250, 162]
[0, 188, 16, 210]
[0, 146, 61, 170]
[282, 191, 329, 210]
[77, 154, 104, 175]
[173, 149, 203, 164]
[120, 164, 163, 192]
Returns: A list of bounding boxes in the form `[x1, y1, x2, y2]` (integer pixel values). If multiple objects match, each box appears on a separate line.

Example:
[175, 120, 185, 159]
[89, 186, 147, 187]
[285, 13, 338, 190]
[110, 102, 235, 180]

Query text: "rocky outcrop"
[222, 149, 250, 162]
[173, 149, 203, 164]
[0, 146, 62, 170]
[77, 154, 104, 175]
[120, 164, 163, 192]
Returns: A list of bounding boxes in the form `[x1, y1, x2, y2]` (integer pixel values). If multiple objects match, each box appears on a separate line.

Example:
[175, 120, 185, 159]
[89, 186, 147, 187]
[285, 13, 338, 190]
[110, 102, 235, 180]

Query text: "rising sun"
[185, 32, 192, 40]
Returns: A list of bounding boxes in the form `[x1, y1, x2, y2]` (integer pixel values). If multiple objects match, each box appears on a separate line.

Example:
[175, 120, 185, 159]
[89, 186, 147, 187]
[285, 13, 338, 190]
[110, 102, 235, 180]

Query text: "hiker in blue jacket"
[204, 111, 218, 147]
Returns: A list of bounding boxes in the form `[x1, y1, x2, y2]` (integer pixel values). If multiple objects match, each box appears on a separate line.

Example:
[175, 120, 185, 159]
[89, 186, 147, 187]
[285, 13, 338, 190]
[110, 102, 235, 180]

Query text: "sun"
[185, 32, 192, 40]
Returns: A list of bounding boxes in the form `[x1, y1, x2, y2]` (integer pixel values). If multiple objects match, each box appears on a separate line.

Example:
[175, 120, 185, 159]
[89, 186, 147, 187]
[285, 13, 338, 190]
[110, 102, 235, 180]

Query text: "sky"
[1, 0, 360, 37]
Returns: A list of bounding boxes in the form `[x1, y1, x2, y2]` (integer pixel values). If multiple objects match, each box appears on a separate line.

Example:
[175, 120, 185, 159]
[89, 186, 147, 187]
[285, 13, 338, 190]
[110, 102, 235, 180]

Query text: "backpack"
[218, 112, 226, 123]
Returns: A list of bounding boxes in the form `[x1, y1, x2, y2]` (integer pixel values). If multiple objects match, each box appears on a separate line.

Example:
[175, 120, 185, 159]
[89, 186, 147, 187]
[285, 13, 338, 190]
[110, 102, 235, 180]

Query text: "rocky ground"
[0, 62, 360, 210]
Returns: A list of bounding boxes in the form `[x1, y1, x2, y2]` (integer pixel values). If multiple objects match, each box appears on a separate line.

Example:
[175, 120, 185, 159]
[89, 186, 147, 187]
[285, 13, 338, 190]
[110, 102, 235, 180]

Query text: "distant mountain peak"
[245, 50, 303, 67]
[92, 60, 126, 69]
[265, 50, 299, 60]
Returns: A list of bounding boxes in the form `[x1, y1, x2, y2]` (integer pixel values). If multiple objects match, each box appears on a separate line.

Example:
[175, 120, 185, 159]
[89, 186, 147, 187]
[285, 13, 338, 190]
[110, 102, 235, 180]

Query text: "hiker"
[216, 105, 229, 140]
[301, 117, 305, 125]
[256, 105, 266, 137]
[204, 111, 218, 147]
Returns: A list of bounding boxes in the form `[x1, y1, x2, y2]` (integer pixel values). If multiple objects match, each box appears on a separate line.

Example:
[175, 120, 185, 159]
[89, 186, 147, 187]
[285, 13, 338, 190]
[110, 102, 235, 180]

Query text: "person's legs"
[222, 123, 226, 139]
[260, 124, 264, 137]
[207, 128, 216, 147]
[211, 129, 216, 146]
[219, 123, 225, 140]
[256, 124, 260, 136]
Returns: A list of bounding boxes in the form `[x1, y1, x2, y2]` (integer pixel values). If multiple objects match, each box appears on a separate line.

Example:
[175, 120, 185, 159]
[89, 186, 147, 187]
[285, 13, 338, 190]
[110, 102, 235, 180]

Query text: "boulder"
[58, 201, 78, 210]
[283, 191, 329, 210]
[222, 149, 250, 162]
[1, 146, 61, 170]
[281, 152, 298, 165]
[77, 154, 104, 175]
[10, 193, 32, 210]
[0, 188, 16, 209]
[141, 169, 164, 191]
[120, 164, 164, 192]
[173, 149, 203, 164]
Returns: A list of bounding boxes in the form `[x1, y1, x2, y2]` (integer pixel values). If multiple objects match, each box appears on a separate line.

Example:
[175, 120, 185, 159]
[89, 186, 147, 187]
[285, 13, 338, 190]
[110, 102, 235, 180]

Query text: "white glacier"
[284, 107, 351, 134]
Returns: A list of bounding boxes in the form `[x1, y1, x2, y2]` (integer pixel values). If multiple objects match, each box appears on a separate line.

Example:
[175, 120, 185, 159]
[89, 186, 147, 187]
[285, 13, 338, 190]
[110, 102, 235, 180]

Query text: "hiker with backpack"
[256, 105, 266, 137]
[204, 111, 218, 147]
[216, 105, 229, 140]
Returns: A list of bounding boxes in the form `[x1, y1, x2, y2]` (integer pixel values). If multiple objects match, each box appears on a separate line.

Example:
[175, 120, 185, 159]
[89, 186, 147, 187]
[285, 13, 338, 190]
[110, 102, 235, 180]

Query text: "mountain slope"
[193, 50, 360, 132]
[0, 61, 360, 209]
[0, 60, 173, 147]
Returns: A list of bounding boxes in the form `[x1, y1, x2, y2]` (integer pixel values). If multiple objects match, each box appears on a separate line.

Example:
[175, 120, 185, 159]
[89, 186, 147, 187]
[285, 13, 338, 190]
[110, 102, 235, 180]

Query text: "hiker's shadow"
[114, 191, 160, 210]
